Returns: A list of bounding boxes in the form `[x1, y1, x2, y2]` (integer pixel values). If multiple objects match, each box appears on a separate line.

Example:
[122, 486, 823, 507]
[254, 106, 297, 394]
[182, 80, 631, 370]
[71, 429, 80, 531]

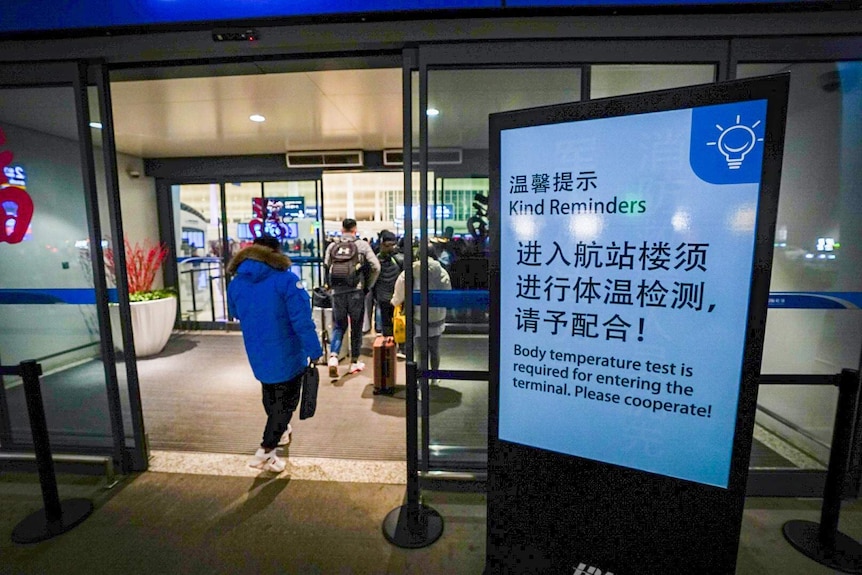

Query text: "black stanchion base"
[11, 498, 94, 544]
[783, 519, 862, 573]
[382, 503, 444, 549]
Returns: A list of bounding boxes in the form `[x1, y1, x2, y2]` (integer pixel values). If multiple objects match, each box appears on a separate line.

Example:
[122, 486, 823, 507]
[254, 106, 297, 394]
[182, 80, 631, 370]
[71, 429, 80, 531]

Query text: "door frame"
[0, 60, 147, 472]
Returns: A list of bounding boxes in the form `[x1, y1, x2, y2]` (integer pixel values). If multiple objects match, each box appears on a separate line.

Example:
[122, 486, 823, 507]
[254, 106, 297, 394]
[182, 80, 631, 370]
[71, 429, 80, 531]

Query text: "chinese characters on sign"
[498, 101, 768, 487]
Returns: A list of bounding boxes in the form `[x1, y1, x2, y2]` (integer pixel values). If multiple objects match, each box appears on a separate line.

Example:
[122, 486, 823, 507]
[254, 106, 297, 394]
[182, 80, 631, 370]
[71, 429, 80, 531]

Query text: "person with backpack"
[324, 218, 380, 377]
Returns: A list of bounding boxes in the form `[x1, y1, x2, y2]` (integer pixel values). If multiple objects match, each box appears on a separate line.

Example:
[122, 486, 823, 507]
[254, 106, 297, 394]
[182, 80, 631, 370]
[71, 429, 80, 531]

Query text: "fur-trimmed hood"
[227, 245, 292, 276]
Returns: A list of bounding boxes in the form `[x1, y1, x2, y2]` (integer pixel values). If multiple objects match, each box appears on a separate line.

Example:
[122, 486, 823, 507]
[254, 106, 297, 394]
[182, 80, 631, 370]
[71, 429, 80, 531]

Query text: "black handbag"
[299, 363, 319, 420]
[312, 286, 332, 309]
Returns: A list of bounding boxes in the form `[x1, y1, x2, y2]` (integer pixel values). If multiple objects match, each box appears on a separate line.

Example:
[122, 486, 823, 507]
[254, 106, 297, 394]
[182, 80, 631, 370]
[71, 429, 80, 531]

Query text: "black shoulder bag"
[299, 362, 320, 420]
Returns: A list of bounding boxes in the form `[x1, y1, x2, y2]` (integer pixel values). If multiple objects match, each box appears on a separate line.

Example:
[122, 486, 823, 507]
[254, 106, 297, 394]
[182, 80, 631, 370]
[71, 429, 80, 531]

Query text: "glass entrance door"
[0, 62, 145, 470]
[414, 41, 724, 475]
[172, 178, 324, 328]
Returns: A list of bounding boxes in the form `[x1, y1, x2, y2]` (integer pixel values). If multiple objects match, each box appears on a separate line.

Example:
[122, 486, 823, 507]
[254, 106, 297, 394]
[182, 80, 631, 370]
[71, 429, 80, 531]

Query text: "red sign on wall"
[0, 127, 33, 244]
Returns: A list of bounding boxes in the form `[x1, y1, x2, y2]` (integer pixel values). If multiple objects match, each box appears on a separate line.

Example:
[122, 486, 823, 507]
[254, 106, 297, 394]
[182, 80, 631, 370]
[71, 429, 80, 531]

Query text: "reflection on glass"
[428, 378, 489, 468]
[419, 68, 586, 471]
[738, 61, 862, 469]
[0, 86, 115, 450]
[591, 64, 715, 99]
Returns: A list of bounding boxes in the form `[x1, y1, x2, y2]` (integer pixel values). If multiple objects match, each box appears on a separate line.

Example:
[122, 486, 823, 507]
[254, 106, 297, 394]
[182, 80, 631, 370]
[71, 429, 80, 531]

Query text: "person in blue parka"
[227, 235, 323, 473]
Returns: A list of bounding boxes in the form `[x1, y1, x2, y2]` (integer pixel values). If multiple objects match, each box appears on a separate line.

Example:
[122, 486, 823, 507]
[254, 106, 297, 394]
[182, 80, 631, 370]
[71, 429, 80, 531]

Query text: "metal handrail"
[756, 373, 848, 461]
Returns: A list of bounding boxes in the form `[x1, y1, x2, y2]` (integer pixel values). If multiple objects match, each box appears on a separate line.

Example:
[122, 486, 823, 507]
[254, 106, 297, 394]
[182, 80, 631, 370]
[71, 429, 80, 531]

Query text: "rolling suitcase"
[313, 306, 348, 361]
[372, 335, 396, 395]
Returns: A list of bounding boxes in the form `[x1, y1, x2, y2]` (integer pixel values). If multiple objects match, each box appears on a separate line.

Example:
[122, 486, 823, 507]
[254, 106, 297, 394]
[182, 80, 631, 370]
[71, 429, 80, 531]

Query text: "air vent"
[286, 150, 364, 168]
[383, 148, 463, 166]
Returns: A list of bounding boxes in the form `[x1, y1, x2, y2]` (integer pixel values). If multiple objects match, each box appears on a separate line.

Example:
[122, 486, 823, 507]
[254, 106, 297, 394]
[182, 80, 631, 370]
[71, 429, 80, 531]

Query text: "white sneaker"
[328, 355, 339, 378]
[349, 361, 365, 374]
[248, 448, 286, 473]
[396, 352, 406, 360]
[278, 424, 293, 446]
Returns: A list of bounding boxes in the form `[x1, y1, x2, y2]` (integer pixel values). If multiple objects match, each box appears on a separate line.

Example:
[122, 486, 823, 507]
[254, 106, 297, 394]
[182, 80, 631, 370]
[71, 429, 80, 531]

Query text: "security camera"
[819, 70, 841, 93]
[127, 169, 141, 179]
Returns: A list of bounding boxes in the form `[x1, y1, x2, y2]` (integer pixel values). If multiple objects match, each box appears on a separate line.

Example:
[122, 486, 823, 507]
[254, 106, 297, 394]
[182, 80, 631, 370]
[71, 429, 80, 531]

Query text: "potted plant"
[105, 238, 177, 357]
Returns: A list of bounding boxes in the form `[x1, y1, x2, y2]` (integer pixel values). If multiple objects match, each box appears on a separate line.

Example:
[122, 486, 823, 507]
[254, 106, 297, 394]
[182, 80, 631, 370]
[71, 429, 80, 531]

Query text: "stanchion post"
[20, 360, 62, 522]
[783, 368, 862, 573]
[382, 360, 444, 548]
[11, 360, 94, 544]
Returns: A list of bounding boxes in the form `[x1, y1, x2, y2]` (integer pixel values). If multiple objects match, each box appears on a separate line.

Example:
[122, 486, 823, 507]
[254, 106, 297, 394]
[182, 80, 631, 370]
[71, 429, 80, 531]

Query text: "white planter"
[109, 297, 177, 358]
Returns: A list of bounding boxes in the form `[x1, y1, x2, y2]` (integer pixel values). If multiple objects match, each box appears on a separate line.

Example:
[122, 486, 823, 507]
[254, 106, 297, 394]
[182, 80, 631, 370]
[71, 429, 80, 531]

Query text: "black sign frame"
[487, 74, 789, 575]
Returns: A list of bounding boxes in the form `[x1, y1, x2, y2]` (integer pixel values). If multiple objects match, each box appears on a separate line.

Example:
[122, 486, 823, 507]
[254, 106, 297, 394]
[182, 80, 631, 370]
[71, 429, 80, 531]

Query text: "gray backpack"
[329, 239, 363, 288]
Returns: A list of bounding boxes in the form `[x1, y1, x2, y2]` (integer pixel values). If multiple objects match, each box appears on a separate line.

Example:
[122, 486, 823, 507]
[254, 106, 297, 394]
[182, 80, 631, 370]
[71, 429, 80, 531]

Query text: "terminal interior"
[0, 55, 860, 499]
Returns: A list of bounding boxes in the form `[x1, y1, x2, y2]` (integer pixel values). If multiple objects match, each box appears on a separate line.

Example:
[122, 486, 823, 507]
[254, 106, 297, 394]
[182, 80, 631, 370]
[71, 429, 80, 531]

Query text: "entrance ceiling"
[0, 63, 718, 161]
[110, 68, 406, 158]
[108, 65, 586, 159]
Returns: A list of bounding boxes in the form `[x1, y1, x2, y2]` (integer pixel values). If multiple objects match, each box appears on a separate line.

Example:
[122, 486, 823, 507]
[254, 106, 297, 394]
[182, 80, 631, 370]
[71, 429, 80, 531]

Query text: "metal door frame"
[0, 60, 147, 472]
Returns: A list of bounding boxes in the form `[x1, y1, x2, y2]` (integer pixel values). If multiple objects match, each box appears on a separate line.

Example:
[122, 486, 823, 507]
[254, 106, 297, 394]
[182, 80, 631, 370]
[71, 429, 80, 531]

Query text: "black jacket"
[373, 251, 402, 304]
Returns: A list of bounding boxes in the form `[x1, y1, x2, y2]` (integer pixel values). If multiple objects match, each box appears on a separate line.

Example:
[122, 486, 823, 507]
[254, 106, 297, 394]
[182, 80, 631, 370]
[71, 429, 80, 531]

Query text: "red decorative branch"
[104, 238, 168, 294]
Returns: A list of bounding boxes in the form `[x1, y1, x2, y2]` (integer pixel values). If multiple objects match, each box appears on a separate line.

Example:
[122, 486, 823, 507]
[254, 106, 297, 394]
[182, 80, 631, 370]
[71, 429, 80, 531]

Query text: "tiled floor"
[1, 464, 861, 574]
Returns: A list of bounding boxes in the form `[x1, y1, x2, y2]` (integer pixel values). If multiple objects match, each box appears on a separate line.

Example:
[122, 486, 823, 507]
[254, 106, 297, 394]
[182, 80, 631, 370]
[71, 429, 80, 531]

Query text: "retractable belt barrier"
[0, 360, 94, 544]
[773, 368, 862, 573]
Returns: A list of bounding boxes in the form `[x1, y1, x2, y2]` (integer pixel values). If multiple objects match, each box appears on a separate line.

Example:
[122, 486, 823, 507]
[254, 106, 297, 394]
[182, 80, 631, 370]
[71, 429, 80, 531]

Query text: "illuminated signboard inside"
[248, 197, 304, 240]
[395, 204, 455, 220]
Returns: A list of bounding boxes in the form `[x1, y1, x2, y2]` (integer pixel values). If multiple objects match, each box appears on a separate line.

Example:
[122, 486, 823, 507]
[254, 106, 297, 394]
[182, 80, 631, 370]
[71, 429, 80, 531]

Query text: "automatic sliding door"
[417, 42, 723, 474]
[0, 63, 130, 465]
[737, 59, 862, 475]
[174, 182, 228, 325]
[421, 66, 583, 471]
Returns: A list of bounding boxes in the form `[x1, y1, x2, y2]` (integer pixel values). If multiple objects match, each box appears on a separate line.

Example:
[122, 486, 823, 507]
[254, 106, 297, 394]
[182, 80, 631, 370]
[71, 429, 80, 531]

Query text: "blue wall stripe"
[0, 288, 119, 305]
[1, 288, 860, 310]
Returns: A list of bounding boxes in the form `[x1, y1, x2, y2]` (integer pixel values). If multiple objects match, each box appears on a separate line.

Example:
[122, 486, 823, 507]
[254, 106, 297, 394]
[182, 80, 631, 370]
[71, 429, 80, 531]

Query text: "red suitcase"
[373, 335, 396, 395]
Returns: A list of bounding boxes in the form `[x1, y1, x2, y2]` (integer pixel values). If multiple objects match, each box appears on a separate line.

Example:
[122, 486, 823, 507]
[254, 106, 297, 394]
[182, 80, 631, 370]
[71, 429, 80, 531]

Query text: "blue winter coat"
[227, 245, 323, 384]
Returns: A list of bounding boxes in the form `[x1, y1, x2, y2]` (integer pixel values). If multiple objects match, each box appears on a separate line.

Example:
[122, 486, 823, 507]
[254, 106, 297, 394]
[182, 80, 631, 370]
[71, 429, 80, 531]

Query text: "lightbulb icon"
[707, 115, 763, 170]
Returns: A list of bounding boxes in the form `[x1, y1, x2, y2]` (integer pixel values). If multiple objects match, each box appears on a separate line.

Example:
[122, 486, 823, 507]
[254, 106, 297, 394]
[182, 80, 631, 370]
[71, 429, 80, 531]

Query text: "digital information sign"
[499, 98, 769, 488]
[487, 75, 788, 575]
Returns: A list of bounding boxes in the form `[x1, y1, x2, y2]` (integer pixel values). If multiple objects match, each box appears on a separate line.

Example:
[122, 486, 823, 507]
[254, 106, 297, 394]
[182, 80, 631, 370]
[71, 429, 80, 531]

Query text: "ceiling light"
[249, 114, 266, 123]
[89, 122, 103, 129]
[426, 108, 440, 117]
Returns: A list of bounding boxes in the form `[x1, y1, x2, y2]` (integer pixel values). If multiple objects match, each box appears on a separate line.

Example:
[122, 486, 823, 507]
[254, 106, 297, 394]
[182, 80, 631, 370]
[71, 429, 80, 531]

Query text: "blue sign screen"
[498, 100, 769, 488]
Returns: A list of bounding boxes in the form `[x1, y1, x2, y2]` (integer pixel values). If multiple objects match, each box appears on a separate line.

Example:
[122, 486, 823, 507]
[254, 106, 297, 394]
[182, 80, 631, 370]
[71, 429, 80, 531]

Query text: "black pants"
[376, 299, 395, 337]
[260, 371, 303, 450]
[331, 290, 366, 359]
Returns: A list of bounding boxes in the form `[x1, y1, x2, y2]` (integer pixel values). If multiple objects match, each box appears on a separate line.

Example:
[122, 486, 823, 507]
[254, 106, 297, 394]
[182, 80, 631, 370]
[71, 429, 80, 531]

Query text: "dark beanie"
[379, 230, 397, 243]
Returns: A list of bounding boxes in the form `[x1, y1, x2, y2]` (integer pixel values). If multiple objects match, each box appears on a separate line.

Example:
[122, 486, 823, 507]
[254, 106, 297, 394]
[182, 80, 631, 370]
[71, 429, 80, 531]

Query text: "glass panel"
[590, 64, 716, 99]
[426, 68, 582, 377]
[424, 67, 581, 469]
[738, 61, 862, 466]
[173, 182, 227, 323]
[0, 85, 114, 450]
[434, 177, 490, 332]
[427, 378, 488, 469]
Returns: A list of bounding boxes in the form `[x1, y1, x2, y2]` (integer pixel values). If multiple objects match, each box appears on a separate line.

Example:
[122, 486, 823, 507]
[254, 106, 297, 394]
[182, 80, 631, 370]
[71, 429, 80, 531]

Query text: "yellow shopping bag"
[393, 304, 406, 344]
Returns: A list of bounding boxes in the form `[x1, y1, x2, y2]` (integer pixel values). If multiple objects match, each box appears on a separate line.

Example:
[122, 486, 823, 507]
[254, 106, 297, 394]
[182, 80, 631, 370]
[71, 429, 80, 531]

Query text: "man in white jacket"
[391, 247, 451, 384]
